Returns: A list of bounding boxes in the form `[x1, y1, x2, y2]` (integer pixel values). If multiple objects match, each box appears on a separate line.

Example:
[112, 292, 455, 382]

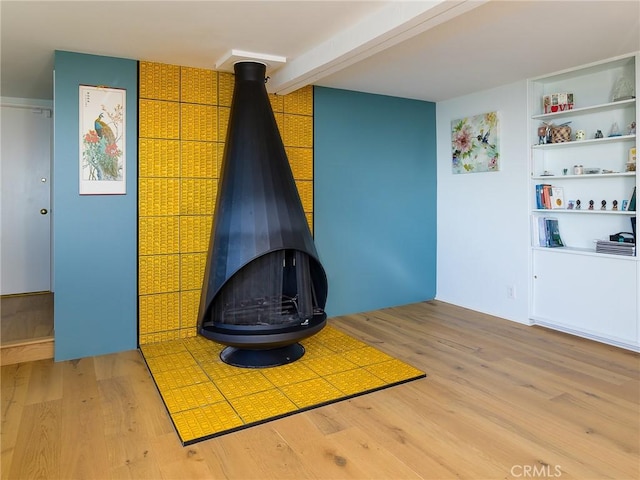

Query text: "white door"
[1, 104, 52, 295]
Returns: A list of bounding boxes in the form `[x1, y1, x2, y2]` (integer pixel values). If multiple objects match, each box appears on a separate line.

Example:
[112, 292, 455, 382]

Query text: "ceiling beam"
[267, 0, 488, 95]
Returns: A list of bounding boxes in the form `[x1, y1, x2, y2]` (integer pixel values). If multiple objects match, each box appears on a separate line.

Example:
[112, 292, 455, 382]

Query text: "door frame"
[0, 99, 53, 295]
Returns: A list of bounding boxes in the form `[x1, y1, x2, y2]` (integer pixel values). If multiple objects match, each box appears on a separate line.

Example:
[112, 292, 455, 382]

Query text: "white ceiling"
[1, 1, 639, 103]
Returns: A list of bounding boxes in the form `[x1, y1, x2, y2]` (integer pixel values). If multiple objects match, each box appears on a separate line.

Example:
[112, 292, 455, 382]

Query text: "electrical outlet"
[507, 285, 516, 299]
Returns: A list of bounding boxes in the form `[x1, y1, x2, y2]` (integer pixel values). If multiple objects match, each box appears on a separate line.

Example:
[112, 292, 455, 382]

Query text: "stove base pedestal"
[220, 343, 305, 368]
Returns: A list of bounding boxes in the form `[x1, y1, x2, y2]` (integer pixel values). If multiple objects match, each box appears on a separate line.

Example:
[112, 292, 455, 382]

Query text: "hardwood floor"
[1, 300, 638, 479]
[1, 293, 54, 366]
[1, 293, 54, 344]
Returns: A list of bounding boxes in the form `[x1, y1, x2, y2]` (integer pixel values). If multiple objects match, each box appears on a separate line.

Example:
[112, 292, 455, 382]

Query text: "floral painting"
[79, 86, 126, 194]
[451, 111, 499, 174]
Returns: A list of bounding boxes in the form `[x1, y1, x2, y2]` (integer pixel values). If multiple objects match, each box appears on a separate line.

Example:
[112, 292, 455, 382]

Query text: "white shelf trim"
[531, 316, 640, 352]
[532, 134, 636, 149]
[532, 172, 636, 180]
[532, 245, 638, 260]
[532, 208, 637, 215]
[531, 98, 636, 121]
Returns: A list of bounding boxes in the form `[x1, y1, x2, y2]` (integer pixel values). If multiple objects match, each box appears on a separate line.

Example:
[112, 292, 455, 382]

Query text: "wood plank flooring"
[1, 293, 55, 366]
[1, 293, 54, 344]
[1, 300, 638, 479]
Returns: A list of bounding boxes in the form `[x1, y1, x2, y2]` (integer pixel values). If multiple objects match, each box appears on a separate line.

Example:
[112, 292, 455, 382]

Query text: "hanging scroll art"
[79, 85, 126, 194]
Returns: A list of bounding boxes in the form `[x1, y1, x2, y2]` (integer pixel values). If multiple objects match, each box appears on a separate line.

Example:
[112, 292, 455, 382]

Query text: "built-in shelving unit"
[527, 52, 639, 351]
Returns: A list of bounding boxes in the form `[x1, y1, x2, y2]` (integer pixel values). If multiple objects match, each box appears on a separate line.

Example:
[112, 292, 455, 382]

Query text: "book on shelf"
[629, 186, 636, 212]
[551, 186, 565, 209]
[535, 184, 549, 209]
[532, 216, 546, 247]
[535, 184, 565, 210]
[546, 217, 564, 247]
[543, 185, 551, 209]
[535, 184, 544, 209]
[532, 216, 564, 247]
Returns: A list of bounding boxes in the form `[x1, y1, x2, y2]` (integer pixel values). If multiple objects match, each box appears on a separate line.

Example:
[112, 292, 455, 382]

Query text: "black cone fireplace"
[198, 61, 328, 368]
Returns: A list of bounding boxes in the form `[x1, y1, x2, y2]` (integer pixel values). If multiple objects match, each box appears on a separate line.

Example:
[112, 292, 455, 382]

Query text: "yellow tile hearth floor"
[141, 325, 426, 445]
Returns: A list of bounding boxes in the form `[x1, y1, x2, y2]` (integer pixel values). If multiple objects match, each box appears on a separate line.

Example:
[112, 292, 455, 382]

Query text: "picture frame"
[451, 111, 500, 174]
[79, 85, 126, 195]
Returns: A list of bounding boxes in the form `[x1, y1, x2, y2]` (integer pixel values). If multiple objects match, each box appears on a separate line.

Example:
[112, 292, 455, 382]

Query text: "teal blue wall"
[314, 87, 437, 317]
[53, 51, 137, 360]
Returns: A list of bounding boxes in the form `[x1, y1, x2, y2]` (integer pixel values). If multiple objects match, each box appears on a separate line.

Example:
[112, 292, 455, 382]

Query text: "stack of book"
[533, 216, 565, 247]
[595, 240, 636, 256]
[535, 184, 565, 209]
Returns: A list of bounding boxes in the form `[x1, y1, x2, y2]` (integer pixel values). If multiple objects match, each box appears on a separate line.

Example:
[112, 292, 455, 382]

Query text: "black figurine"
[589, 200, 594, 210]
[575, 199, 581, 210]
[612, 200, 618, 211]
[601, 200, 607, 210]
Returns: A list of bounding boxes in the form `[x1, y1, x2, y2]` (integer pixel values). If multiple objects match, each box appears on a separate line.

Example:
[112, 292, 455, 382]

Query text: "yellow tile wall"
[138, 61, 314, 345]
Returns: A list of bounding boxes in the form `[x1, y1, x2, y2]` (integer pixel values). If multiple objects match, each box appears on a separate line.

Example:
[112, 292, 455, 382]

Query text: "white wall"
[436, 80, 531, 324]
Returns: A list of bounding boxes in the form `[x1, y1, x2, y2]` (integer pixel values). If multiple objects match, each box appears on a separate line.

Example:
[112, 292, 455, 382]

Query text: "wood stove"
[197, 61, 327, 368]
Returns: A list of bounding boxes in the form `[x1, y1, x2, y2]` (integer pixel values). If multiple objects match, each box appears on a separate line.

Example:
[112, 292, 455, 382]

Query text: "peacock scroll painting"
[79, 85, 126, 194]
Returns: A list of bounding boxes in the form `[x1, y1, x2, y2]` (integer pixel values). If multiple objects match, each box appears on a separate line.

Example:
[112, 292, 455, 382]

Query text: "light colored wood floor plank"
[1, 293, 53, 344]
[58, 358, 111, 479]
[152, 432, 218, 480]
[24, 357, 63, 405]
[7, 400, 61, 480]
[1, 362, 33, 479]
[1, 300, 638, 479]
